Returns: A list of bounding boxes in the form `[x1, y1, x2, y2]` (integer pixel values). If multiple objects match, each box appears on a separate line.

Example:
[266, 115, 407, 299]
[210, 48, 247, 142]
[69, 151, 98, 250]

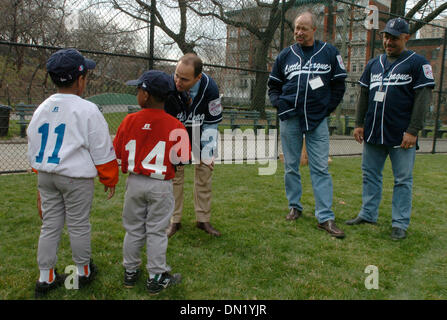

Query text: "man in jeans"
[346, 18, 435, 240]
[268, 11, 346, 238]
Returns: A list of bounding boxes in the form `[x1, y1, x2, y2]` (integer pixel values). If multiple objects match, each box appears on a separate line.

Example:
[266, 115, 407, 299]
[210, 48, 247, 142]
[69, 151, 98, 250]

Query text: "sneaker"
[146, 272, 181, 295]
[124, 269, 141, 288]
[78, 259, 98, 288]
[34, 269, 66, 298]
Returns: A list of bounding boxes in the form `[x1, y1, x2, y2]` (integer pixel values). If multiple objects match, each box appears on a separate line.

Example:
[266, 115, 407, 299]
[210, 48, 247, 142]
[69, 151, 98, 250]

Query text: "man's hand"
[400, 132, 417, 149]
[353, 127, 364, 144]
[104, 186, 115, 199]
[201, 157, 215, 171]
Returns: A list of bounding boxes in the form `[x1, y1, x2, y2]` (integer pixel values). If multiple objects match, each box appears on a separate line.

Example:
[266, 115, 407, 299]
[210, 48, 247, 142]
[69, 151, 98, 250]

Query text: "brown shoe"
[196, 222, 221, 237]
[286, 208, 302, 221]
[317, 220, 345, 238]
[167, 223, 181, 238]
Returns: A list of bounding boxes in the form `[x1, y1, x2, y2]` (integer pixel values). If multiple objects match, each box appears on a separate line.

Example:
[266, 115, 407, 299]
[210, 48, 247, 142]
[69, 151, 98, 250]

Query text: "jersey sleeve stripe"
[278, 108, 296, 117]
[332, 73, 347, 79]
[269, 75, 283, 82]
[203, 118, 222, 124]
[413, 82, 435, 89]
[358, 80, 369, 87]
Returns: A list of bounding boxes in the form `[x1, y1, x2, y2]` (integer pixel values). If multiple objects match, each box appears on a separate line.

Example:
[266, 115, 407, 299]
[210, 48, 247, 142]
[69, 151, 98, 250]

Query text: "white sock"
[149, 273, 160, 280]
[126, 269, 138, 274]
[76, 264, 90, 277]
[39, 268, 55, 284]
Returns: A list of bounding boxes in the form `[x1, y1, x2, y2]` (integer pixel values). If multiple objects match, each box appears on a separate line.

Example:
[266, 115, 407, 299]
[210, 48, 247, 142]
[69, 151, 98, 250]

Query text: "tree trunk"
[326, 1, 334, 43]
[336, 1, 351, 135]
[250, 41, 270, 118]
[27, 64, 42, 104]
[390, 0, 407, 16]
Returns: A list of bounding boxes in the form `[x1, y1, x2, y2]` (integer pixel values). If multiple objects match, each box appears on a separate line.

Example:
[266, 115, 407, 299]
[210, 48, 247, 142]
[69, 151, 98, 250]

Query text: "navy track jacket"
[268, 40, 347, 132]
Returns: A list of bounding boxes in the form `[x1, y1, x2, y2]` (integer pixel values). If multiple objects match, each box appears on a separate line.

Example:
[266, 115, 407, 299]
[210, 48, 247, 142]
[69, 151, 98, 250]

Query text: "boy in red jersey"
[113, 70, 190, 294]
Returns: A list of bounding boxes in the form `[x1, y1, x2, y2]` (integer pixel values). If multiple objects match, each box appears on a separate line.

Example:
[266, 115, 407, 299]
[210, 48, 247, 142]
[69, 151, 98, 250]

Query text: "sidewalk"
[1, 133, 446, 173]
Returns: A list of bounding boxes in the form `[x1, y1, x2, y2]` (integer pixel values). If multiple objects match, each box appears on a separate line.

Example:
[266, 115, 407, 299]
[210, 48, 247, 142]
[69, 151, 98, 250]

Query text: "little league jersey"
[165, 73, 222, 128]
[113, 108, 190, 180]
[359, 50, 435, 146]
[268, 40, 347, 131]
[27, 93, 116, 178]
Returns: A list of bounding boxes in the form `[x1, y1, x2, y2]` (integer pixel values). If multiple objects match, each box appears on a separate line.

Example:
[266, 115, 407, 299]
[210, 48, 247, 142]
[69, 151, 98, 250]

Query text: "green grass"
[0, 119, 22, 139]
[0, 154, 446, 300]
[103, 112, 128, 134]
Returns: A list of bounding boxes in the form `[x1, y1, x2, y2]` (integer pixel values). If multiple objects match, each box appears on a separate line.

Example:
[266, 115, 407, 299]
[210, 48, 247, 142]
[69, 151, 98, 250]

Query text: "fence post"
[276, 0, 286, 160]
[148, 0, 156, 70]
[432, 28, 447, 154]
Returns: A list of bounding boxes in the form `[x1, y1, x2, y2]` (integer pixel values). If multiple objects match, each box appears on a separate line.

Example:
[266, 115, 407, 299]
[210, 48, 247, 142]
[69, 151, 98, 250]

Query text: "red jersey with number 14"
[114, 108, 190, 180]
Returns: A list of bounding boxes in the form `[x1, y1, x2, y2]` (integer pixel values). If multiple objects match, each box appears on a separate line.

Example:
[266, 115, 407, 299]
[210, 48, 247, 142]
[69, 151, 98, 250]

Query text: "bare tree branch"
[409, 2, 447, 34]
[405, 0, 429, 20]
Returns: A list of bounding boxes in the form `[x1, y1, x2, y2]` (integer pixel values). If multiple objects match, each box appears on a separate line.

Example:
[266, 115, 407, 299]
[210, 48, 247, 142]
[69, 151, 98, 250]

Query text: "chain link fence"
[1, 0, 446, 173]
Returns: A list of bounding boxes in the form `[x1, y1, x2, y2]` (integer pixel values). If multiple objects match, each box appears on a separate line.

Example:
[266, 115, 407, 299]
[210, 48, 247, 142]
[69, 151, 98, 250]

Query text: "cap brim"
[84, 58, 96, 70]
[125, 79, 142, 86]
[380, 28, 403, 37]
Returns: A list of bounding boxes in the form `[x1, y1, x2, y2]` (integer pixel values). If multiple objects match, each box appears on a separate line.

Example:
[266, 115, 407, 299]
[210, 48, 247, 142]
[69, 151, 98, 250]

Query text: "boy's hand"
[104, 186, 115, 199]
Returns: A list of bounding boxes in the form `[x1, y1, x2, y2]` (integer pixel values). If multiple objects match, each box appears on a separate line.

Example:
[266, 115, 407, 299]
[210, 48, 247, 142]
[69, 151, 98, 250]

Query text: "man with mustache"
[346, 18, 435, 240]
[268, 11, 347, 238]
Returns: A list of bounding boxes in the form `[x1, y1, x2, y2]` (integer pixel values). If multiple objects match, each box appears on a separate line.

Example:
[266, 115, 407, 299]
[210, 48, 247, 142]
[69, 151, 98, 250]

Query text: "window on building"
[352, 64, 357, 73]
[239, 53, 249, 62]
[240, 40, 250, 50]
[228, 41, 237, 50]
[432, 48, 439, 59]
[240, 29, 250, 37]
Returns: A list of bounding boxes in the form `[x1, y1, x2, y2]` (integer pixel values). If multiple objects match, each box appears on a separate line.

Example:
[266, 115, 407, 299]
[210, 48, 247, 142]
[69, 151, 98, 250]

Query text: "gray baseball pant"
[37, 172, 94, 270]
[122, 173, 174, 275]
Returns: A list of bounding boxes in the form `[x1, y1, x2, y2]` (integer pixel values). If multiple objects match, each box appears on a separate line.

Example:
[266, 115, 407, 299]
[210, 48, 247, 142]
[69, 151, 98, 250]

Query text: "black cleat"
[35, 269, 66, 298]
[146, 272, 181, 295]
[124, 269, 141, 288]
[78, 259, 98, 288]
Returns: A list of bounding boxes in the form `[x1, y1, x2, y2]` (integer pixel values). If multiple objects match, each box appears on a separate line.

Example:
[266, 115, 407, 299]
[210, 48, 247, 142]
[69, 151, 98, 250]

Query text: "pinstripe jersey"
[268, 40, 347, 131]
[359, 50, 435, 146]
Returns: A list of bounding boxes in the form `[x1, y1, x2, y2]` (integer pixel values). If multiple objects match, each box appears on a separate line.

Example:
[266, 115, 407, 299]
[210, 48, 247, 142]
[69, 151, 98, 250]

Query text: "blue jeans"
[280, 116, 334, 223]
[358, 142, 416, 230]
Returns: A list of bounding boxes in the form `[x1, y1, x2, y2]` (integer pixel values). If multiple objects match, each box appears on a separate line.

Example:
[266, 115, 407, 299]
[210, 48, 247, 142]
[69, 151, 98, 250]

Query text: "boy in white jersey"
[27, 48, 119, 298]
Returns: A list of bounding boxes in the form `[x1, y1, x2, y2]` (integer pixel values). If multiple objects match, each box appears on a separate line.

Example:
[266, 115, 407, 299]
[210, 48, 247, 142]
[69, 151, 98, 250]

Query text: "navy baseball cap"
[126, 70, 173, 97]
[47, 48, 96, 82]
[381, 18, 409, 36]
